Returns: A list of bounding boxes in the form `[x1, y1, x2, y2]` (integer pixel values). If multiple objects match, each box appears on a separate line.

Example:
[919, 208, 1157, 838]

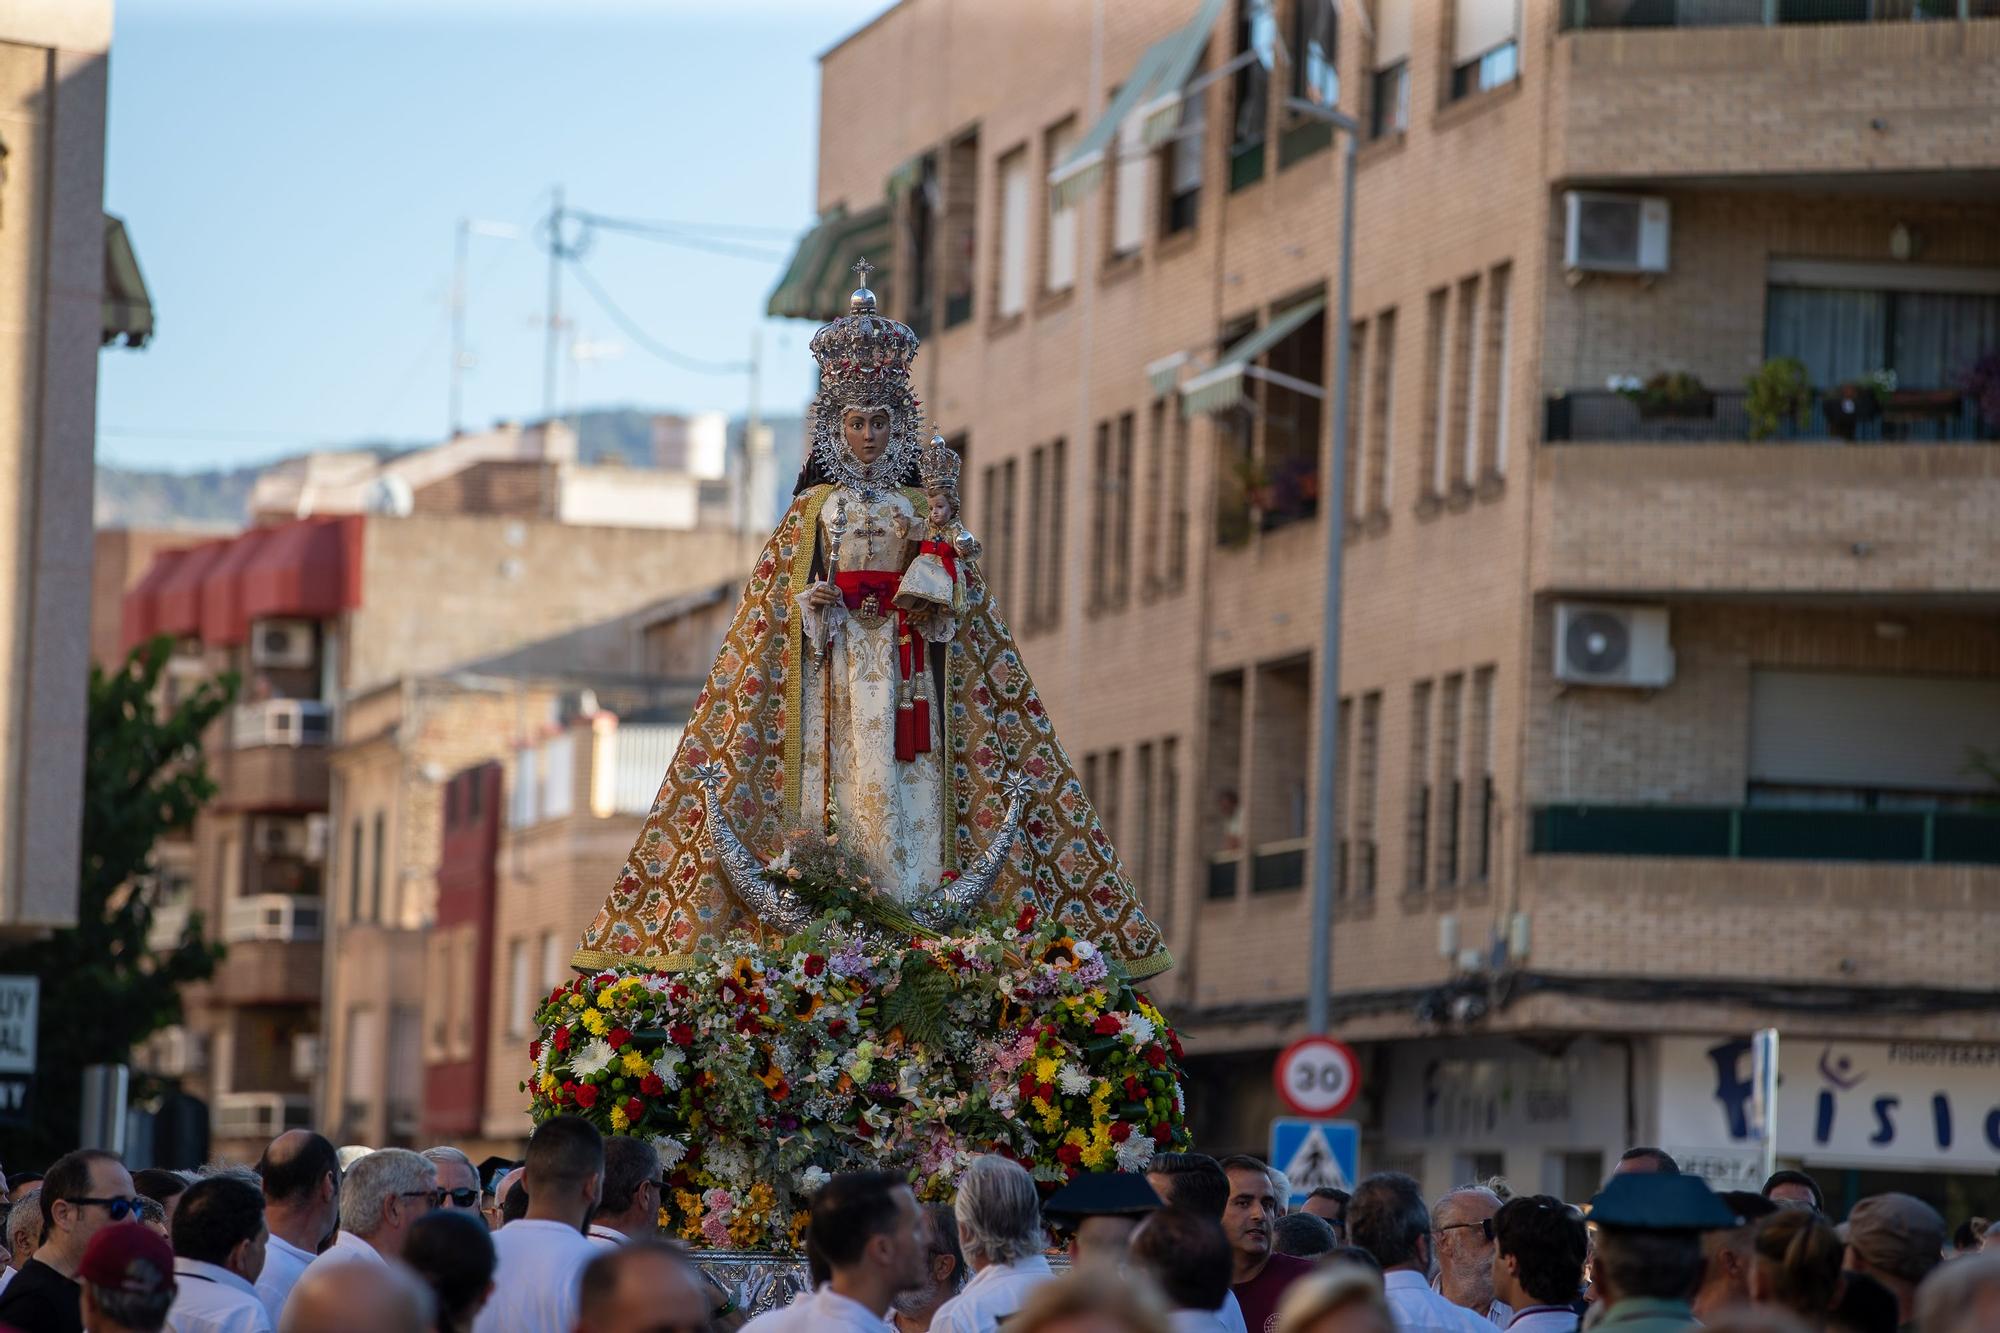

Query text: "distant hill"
[94, 407, 802, 530]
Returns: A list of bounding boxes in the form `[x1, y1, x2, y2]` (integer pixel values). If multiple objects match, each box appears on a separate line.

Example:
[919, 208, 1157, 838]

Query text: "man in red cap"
[77, 1223, 176, 1333]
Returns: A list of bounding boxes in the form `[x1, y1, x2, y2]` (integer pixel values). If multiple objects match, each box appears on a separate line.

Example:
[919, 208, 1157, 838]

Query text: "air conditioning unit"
[150, 1025, 207, 1077]
[1554, 602, 1674, 688]
[291, 1034, 323, 1082]
[257, 817, 309, 857]
[1563, 192, 1670, 275]
[304, 814, 331, 865]
[251, 619, 316, 669]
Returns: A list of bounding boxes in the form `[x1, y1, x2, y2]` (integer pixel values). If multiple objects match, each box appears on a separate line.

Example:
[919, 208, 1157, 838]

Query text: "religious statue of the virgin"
[572, 261, 1170, 980]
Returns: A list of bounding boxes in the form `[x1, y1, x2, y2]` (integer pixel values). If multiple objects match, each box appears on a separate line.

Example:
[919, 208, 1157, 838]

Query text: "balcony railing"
[223, 893, 325, 944]
[231, 699, 331, 748]
[1544, 388, 1988, 444]
[1563, 0, 2000, 30]
[1532, 803, 2000, 865]
[214, 1092, 313, 1142]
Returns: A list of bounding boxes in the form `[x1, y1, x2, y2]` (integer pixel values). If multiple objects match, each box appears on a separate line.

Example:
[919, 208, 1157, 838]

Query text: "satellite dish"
[363, 474, 415, 516]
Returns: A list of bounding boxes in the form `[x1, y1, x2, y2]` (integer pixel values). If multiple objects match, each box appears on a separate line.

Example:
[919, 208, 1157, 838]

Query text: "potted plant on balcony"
[1964, 352, 2000, 440]
[1744, 357, 1812, 442]
[1824, 370, 1892, 441]
[1619, 371, 1713, 421]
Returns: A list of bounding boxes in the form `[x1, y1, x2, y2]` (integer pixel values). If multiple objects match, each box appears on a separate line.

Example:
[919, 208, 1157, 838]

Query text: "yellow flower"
[1063, 1127, 1088, 1148]
[1034, 1056, 1060, 1084]
[609, 1105, 629, 1132]
[540, 1074, 558, 1095]
[621, 1049, 650, 1076]
[581, 1008, 608, 1036]
[566, 993, 585, 1010]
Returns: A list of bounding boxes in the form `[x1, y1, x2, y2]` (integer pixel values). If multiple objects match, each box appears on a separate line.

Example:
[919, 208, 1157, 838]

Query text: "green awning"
[102, 214, 154, 349]
[1181, 296, 1326, 417]
[1140, 0, 1227, 146]
[885, 155, 928, 199]
[1146, 351, 1189, 398]
[766, 204, 894, 321]
[1049, 40, 1175, 209]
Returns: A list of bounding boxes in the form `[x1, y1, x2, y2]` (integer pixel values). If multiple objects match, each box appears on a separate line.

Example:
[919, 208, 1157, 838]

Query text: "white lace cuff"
[797, 590, 846, 652]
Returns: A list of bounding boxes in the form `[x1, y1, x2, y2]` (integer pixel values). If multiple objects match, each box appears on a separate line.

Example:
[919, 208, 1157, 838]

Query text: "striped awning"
[766, 204, 895, 321]
[1049, 0, 1223, 209]
[1146, 351, 1190, 398]
[1181, 297, 1327, 417]
[102, 214, 154, 349]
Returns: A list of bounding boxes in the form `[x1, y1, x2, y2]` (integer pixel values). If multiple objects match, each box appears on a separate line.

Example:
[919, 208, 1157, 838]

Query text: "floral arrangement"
[1610, 370, 1712, 419]
[524, 900, 1190, 1251]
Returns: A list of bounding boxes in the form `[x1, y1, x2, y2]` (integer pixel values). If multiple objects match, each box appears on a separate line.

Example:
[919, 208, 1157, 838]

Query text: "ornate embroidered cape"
[573, 485, 1172, 979]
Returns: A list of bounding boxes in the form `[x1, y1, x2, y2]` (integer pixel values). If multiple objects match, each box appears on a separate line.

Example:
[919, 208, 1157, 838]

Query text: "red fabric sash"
[833, 570, 930, 762]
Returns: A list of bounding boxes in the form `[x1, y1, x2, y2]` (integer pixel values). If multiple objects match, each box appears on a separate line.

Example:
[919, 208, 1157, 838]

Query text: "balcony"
[232, 699, 330, 748]
[1533, 411, 2000, 596]
[214, 1092, 313, 1144]
[1544, 388, 1987, 445]
[1553, 12, 2000, 182]
[223, 893, 323, 944]
[216, 709, 331, 813]
[211, 904, 323, 1005]
[1533, 803, 2000, 865]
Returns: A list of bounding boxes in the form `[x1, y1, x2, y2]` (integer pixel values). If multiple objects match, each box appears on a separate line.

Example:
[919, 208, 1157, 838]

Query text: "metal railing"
[1532, 803, 2000, 865]
[1544, 388, 1987, 443]
[1563, 0, 2000, 30]
[223, 893, 325, 944]
[231, 699, 331, 748]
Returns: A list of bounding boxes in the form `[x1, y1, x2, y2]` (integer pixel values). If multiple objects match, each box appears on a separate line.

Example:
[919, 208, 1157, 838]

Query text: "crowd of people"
[0, 1129, 1995, 1333]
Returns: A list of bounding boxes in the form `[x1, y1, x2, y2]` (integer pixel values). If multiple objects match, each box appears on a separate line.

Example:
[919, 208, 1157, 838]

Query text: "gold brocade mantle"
[573, 486, 1172, 979]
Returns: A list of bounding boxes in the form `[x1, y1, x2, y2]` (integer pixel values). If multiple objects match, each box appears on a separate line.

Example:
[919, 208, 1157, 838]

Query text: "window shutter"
[999, 153, 1030, 315]
[1453, 0, 1517, 64]
[1113, 110, 1148, 257]
[1749, 670, 2000, 793]
[1375, 0, 1412, 68]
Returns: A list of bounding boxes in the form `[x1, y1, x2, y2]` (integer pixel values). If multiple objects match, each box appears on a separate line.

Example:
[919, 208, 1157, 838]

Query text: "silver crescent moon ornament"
[693, 764, 812, 934]
[920, 772, 1035, 928]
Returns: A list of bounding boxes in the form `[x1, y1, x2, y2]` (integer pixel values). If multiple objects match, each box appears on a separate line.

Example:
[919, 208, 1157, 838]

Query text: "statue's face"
[842, 406, 893, 465]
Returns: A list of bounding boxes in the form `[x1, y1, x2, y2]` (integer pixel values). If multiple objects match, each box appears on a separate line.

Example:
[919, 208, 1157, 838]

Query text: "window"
[1110, 107, 1148, 259]
[995, 147, 1031, 318]
[349, 818, 364, 922]
[1135, 742, 1156, 891]
[424, 933, 451, 1060]
[1449, 0, 1520, 102]
[1333, 697, 1353, 897]
[369, 811, 386, 923]
[1026, 440, 1067, 630]
[982, 460, 1017, 615]
[1091, 422, 1112, 607]
[943, 129, 979, 327]
[1044, 119, 1079, 294]
[507, 939, 530, 1036]
[541, 931, 565, 996]
[1468, 667, 1495, 882]
[899, 153, 938, 336]
[1160, 737, 1181, 912]
[1407, 680, 1432, 892]
[1451, 273, 1481, 491]
[1166, 410, 1191, 588]
[1370, 0, 1412, 138]
[1423, 287, 1449, 500]
[1143, 400, 1166, 597]
[1351, 691, 1381, 899]
[1748, 670, 2000, 809]
[1292, 0, 1339, 108]
[1479, 264, 1512, 480]
[1206, 670, 1247, 899]
[1766, 278, 2000, 397]
[1000, 458, 1018, 612]
[453, 928, 478, 1058]
[1101, 749, 1123, 847]
[1436, 673, 1464, 886]
[1230, 0, 1274, 188]
[1260, 300, 1326, 532]
[1366, 309, 1396, 517]
[1027, 447, 1047, 628]
[1344, 319, 1367, 523]
[1111, 412, 1134, 606]
[1046, 438, 1066, 625]
[1251, 657, 1313, 894]
[1161, 62, 1206, 236]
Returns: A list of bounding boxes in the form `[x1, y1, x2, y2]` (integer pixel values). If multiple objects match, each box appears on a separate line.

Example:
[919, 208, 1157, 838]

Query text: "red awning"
[240, 516, 362, 623]
[121, 547, 191, 652]
[199, 526, 277, 647]
[151, 539, 232, 640]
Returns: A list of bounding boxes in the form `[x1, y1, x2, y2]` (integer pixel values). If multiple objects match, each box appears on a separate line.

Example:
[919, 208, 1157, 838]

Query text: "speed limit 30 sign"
[1274, 1035, 1361, 1117]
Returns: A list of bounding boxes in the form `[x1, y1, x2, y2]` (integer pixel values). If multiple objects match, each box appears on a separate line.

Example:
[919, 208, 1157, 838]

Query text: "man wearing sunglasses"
[1433, 1186, 1510, 1326]
[419, 1149, 484, 1218]
[0, 1148, 140, 1333]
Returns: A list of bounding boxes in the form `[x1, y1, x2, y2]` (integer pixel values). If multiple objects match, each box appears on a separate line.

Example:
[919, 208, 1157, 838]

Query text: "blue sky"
[97, 0, 889, 472]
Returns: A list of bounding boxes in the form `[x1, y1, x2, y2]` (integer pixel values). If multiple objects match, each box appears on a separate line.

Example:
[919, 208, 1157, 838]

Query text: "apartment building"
[1, 1, 155, 939]
[786, 0, 2000, 1211]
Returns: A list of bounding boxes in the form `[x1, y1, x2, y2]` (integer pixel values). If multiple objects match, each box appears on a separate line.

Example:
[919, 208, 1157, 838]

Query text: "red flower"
[558, 1080, 576, 1104]
[529, 1041, 542, 1061]
[574, 1084, 600, 1109]
[669, 1023, 695, 1048]
[1015, 903, 1038, 933]
[553, 1026, 571, 1052]
[640, 1074, 665, 1097]
[1092, 1015, 1122, 1036]
[1038, 1082, 1057, 1102]
[1109, 1121, 1134, 1143]
[1123, 1076, 1143, 1101]
[827, 1019, 847, 1037]
[1152, 1123, 1172, 1145]
[855, 1120, 874, 1140]
[1144, 1045, 1168, 1069]
[1019, 1073, 1038, 1100]
[607, 1027, 632, 1049]
[1056, 1143, 1083, 1166]
[803, 954, 827, 977]
[1167, 1029, 1185, 1060]
[624, 1097, 644, 1123]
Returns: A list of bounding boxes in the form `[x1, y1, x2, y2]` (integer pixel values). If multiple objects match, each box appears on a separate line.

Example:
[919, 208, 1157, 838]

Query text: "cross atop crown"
[852, 256, 875, 285]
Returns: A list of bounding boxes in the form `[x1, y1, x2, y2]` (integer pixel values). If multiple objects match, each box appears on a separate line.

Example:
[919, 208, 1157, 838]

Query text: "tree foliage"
[0, 636, 237, 1162]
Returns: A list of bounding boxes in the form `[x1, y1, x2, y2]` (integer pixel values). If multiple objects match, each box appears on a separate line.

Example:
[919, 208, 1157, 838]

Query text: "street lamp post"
[1286, 97, 1360, 1037]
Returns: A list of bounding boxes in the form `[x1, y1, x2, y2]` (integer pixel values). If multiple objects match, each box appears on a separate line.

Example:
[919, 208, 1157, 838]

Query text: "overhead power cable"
[564, 256, 753, 377]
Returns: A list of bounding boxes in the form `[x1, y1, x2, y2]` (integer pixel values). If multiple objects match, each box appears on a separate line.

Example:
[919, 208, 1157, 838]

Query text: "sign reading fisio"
[1274, 1036, 1361, 1118]
[1659, 1036, 2000, 1171]
[0, 976, 38, 1127]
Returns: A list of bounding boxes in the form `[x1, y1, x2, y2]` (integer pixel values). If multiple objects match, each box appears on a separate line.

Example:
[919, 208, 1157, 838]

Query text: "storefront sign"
[0, 976, 37, 1128]
[1660, 1036, 2000, 1172]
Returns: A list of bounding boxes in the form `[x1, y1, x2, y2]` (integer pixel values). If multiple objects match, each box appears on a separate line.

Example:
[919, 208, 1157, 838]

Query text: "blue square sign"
[1268, 1117, 1359, 1207]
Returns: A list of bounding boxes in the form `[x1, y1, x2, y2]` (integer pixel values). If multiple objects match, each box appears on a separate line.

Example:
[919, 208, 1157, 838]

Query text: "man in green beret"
[1585, 1172, 1738, 1332]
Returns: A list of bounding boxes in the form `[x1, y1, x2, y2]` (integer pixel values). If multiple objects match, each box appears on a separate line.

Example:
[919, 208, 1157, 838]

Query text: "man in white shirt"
[1432, 1186, 1513, 1327]
[251, 1132, 339, 1327]
[584, 1139, 661, 1247]
[472, 1115, 603, 1333]
[167, 1176, 271, 1333]
[573, 1239, 715, 1333]
[741, 1170, 929, 1333]
[1490, 1196, 1586, 1333]
[277, 1256, 432, 1333]
[929, 1156, 1055, 1333]
[1347, 1173, 1490, 1333]
[286, 1147, 436, 1322]
[1131, 1203, 1238, 1332]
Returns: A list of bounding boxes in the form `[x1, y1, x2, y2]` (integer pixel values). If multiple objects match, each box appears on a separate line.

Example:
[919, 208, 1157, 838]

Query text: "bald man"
[277, 1253, 432, 1333]
[252, 1132, 341, 1325]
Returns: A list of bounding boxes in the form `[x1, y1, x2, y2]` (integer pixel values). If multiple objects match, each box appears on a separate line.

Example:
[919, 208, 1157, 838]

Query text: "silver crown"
[809, 258, 919, 404]
[920, 435, 961, 493]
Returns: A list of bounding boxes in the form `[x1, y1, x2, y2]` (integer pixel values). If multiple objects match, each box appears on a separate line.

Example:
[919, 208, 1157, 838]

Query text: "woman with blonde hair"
[1274, 1263, 1394, 1333]
[1000, 1271, 1173, 1333]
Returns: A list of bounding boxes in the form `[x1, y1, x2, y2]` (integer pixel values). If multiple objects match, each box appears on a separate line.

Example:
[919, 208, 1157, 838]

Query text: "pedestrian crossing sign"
[1268, 1117, 1359, 1206]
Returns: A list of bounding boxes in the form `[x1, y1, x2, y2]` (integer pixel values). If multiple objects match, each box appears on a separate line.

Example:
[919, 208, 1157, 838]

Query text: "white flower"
[799, 1165, 832, 1194]
[571, 1038, 616, 1078]
[1115, 1136, 1157, 1173]
[1057, 1065, 1093, 1097]
[650, 1047, 684, 1090]
[989, 1087, 1017, 1115]
[536, 1039, 551, 1079]
[897, 1064, 924, 1098]
[706, 1142, 752, 1186]
[651, 1136, 687, 1172]
[1120, 1012, 1156, 1046]
[1072, 939, 1098, 961]
[768, 848, 793, 873]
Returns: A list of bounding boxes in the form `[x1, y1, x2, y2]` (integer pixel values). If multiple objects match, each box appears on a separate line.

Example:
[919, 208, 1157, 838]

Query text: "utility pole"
[543, 185, 564, 423]
[449, 218, 468, 438]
